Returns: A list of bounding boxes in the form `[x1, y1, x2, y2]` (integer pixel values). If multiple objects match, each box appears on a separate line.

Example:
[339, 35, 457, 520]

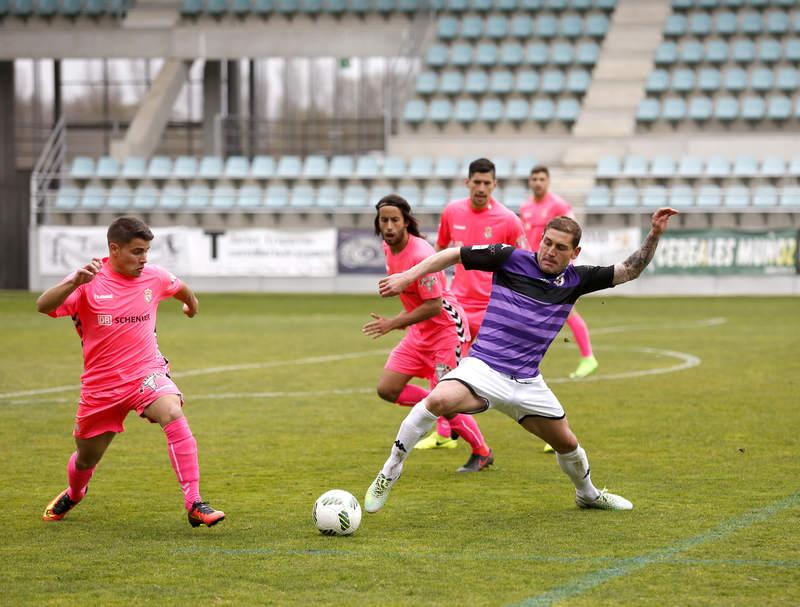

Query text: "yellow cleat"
[570, 355, 598, 379]
[414, 432, 458, 450]
[543, 443, 555, 454]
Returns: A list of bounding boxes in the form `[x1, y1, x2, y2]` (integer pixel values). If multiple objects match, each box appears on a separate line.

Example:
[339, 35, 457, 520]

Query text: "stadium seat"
[689, 96, 713, 121]
[541, 70, 565, 94]
[478, 99, 503, 124]
[343, 184, 369, 207]
[503, 184, 527, 210]
[429, 99, 453, 125]
[276, 156, 302, 178]
[515, 70, 539, 94]
[133, 185, 158, 210]
[505, 98, 529, 124]
[199, 156, 223, 179]
[760, 156, 785, 178]
[530, 98, 555, 124]
[584, 14, 608, 38]
[289, 185, 315, 208]
[251, 156, 275, 179]
[678, 155, 704, 178]
[705, 39, 728, 64]
[224, 156, 250, 179]
[186, 184, 211, 208]
[416, 72, 438, 96]
[510, 14, 533, 38]
[106, 184, 131, 209]
[426, 44, 449, 68]
[705, 155, 731, 178]
[622, 155, 648, 179]
[750, 67, 774, 92]
[442, 71, 467, 96]
[303, 155, 328, 179]
[476, 43, 499, 68]
[650, 155, 675, 179]
[160, 185, 185, 209]
[211, 185, 237, 209]
[69, 156, 95, 180]
[696, 184, 722, 207]
[669, 185, 694, 208]
[723, 185, 750, 207]
[636, 98, 660, 123]
[671, 68, 696, 93]
[464, 70, 487, 95]
[382, 156, 406, 179]
[776, 68, 799, 92]
[679, 40, 704, 65]
[500, 42, 525, 68]
[697, 68, 722, 93]
[566, 69, 590, 95]
[655, 42, 679, 66]
[121, 157, 147, 180]
[96, 157, 120, 179]
[714, 11, 738, 36]
[740, 11, 763, 37]
[237, 185, 263, 208]
[397, 184, 421, 206]
[253, 0, 275, 15]
[486, 14, 509, 39]
[450, 43, 473, 68]
[265, 184, 290, 208]
[741, 96, 766, 121]
[555, 98, 579, 124]
[752, 185, 778, 207]
[422, 185, 448, 208]
[642, 185, 667, 207]
[785, 39, 800, 63]
[733, 155, 759, 177]
[664, 14, 687, 38]
[662, 96, 687, 122]
[689, 11, 712, 36]
[492, 157, 512, 179]
[173, 156, 198, 179]
[714, 96, 739, 123]
[722, 66, 747, 92]
[403, 99, 427, 125]
[612, 186, 638, 207]
[585, 185, 610, 208]
[646, 70, 670, 95]
[513, 156, 538, 178]
[576, 41, 600, 66]
[559, 14, 582, 38]
[329, 155, 354, 178]
[596, 156, 621, 179]
[461, 15, 484, 39]
[535, 14, 558, 38]
[54, 186, 79, 210]
[550, 43, 574, 68]
[759, 39, 783, 64]
[408, 156, 433, 178]
[434, 156, 460, 179]
[471, 0, 494, 12]
[780, 186, 800, 207]
[767, 95, 792, 121]
[147, 156, 172, 179]
[316, 185, 339, 208]
[489, 71, 514, 95]
[732, 39, 756, 64]
[454, 98, 479, 124]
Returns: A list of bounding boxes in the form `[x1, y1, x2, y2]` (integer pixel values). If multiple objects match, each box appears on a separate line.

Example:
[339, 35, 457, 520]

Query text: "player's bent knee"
[376, 386, 400, 403]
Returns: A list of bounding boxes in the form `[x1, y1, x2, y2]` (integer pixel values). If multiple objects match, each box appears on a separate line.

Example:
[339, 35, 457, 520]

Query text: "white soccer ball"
[312, 489, 362, 536]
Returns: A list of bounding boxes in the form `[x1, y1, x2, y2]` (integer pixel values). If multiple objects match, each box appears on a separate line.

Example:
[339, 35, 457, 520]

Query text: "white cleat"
[576, 488, 633, 511]
[364, 472, 398, 513]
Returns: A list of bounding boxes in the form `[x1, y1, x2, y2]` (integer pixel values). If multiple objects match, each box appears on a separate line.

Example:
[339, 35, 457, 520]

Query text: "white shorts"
[440, 356, 565, 422]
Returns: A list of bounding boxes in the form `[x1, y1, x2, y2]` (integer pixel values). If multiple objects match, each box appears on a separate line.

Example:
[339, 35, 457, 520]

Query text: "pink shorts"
[73, 370, 183, 439]
[386, 335, 464, 389]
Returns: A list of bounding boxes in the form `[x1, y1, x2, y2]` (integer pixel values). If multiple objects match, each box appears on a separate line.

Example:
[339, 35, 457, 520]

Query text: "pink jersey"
[385, 234, 469, 349]
[436, 197, 527, 311]
[49, 259, 183, 394]
[519, 192, 575, 253]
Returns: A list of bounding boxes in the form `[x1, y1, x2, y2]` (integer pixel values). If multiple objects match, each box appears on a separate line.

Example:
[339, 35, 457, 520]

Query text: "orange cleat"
[42, 489, 81, 522]
[187, 501, 225, 528]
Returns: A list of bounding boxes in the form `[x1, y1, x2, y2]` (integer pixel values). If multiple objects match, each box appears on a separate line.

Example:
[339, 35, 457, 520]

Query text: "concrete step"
[582, 83, 646, 110]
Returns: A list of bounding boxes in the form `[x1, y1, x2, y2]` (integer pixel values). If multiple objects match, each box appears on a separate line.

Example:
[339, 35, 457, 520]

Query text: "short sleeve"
[460, 244, 516, 272]
[574, 265, 614, 296]
[49, 283, 82, 318]
[436, 207, 452, 249]
[415, 272, 444, 301]
[152, 265, 182, 300]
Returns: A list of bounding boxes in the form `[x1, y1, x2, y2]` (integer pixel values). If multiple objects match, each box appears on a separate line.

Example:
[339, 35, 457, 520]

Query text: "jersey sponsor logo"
[484, 226, 492, 239]
[139, 372, 158, 394]
[418, 275, 437, 292]
[115, 313, 151, 324]
[453, 224, 467, 230]
[97, 314, 112, 326]
[144, 288, 153, 303]
[93, 293, 113, 300]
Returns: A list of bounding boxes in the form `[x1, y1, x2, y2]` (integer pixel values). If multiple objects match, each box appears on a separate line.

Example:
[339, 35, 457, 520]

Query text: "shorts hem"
[518, 412, 566, 423]
[439, 377, 490, 414]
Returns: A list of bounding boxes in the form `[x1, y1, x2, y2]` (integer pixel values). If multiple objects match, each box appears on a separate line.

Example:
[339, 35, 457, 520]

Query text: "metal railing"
[30, 116, 67, 226]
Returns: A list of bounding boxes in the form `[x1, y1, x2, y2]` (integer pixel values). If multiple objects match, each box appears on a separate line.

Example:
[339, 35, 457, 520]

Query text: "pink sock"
[395, 384, 429, 407]
[567, 311, 593, 357]
[448, 414, 490, 455]
[67, 451, 95, 502]
[164, 417, 202, 510]
[436, 416, 451, 437]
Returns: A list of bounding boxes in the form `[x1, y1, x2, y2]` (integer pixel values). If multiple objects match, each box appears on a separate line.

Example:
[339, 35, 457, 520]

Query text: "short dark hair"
[374, 195, 421, 237]
[544, 216, 581, 248]
[530, 164, 550, 177]
[468, 158, 496, 179]
[107, 216, 153, 245]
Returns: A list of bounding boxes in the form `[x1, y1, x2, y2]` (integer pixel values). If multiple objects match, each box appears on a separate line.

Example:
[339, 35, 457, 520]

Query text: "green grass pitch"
[1, 290, 798, 606]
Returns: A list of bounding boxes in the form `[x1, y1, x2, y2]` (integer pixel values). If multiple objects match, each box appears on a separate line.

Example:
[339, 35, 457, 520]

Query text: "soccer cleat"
[187, 501, 225, 527]
[576, 488, 633, 511]
[364, 472, 397, 513]
[570, 355, 598, 379]
[543, 443, 555, 453]
[42, 488, 81, 522]
[414, 432, 458, 450]
[456, 449, 494, 472]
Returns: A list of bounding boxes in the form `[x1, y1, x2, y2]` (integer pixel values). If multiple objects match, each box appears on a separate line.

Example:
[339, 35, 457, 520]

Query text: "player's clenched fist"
[72, 258, 103, 286]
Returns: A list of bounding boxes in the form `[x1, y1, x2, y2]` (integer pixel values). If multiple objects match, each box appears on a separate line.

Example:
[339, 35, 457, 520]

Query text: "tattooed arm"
[613, 208, 679, 286]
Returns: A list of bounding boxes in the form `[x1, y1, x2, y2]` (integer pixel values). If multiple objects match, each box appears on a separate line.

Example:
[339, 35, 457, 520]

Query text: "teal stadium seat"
[495, 0, 517, 12]
[437, 16, 459, 40]
[237, 185, 263, 208]
[680, 40, 704, 65]
[503, 185, 527, 210]
[732, 39, 755, 64]
[478, 99, 504, 125]
[664, 14, 687, 38]
[329, 155, 354, 178]
[559, 14, 582, 39]
[486, 15, 508, 39]
[343, 185, 369, 207]
[541, 69, 565, 94]
[655, 42, 679, 66]
[642, 185, 667, 207]
[622, 155, 648, 179]
[525, 42, 548, 67]
[646, 70, 670, 95]
[705, 40, 728, 64]
[714, 11, 738, 36]
[776, 67, 799, 92]
[173, 156, 198, 179]
[316, 185, 339, 208]
[550, 42, 574, 66]
[513, 156, 538, 178]
[251, 155, 275, 178]
[531, 98, 555, 124]
[461, 15, 483, 40]
[741, 96, 765, 121]
[289, 185, 315, 208]
[429, 99, 453, 125]
[403, 99, 427, 125]
[510, 14, 533, 38]
[759, 39, 782, 64]
[637, 98, 660, 123]
[231, 0, 253, 15]
[705, 155, 731, 178]
[556, 98, 580, 125]
[733, 155, 759, 177]
[689, 12, 712, 37]
[740, 11, 763, 37]
[416, 72, 438, 96]
[62, 0, 82, 17]
[671, 68, 695, 93]
[408, 156, 433, 178]
[253, 0, 274, 15]
[276, 0, 300, 15]
[133, 185, 158, 210]
[322, 0, 346, 14]
[96, 156, 120, 179]
[760, 156, 785, 178]
[147, 156, 172, 179]
[506, 99, 529, 124]
[276, 156, 302, 178]
[36, 0, 57, 16]
[55, 186, 80, 209]
[211, 185, 237, 209]
[585, 185, 610, 208]
[476, 43, 499, 68]
[724, 185, 750, 207]
[566, 69, 590, 94]
[422, 185, 448, 208]
[689, 96, 713, 121]
[81, 185, 106, 209]
[199, 156, 223, 179]
[544, 0, 567, 11]
[500, 42, 525, 68]
[753, 185, 778, 207]
[207, 0, 229, 17]
[750, 67, 774, 92]
[489, 71, 514, 95]
[426, 44, 448, 69]
[303, 155, 328, 179]
[696, 185, 722, 208]
[723, 67, 747, 92]
[650, 155, 675, 179]
[613, 186, 638, 207]
[576, 42, 600, 66]
[70, 156, 95, 180]
[785, 39, 800, 63]
[85, 0, 109, 16]
[535, 15, 558, 39]
[584, 14, 608, 38]
[224, 156, 250, 179]
[780, 186, 800, 207]
[446, 0, 469, 11]
[121, 157, 147, 179]
[382, 156, 406, 179]
[596, 156, 621, 179]
[678, 155, 704, 179]
[662, 96, 687, 122]
[181, 0, 202, 16]
[186, 184, 211, 208]
[454, 98, 479, 124]
[471, 0, 494, 12]
[698, 68, 721, 93]
[450, 43, 473, 68]
[265, 185, 290, 208]
[443, 70, 467, 95]
[107, 185, 132, 209]
[355, 156, 379, 178]
[160, 185, 185, 209]
[516, 70, 539, 94]
[669, 185, 694, 208]
[434, 157, 459, 179]
[397, 185, 421, 205]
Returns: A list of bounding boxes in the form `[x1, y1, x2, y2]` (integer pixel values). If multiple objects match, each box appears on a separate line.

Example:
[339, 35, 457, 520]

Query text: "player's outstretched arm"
[36, 257, 102, 314]
[612, 207, 679, 286]
[378, 248, 462, 298]
[362, 299, 442, 339]
[173, 282, 199, 318]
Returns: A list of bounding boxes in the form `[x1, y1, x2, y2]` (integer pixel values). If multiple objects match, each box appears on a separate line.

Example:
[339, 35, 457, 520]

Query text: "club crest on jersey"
[435, 362, 453, 379]
[139, 372, 158, 394]
[484, 226, 492, 239]
[144, 288, 153, 303]
[553, 274, 565, 286]
[419, 275, 436, 292]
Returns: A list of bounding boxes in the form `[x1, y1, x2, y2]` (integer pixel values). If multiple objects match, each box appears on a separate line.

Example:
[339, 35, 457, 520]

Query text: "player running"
[519, 165, 598, 380]
[37, 216, 224, 528]
[415, 158, 528, 457]
[364, 208, 679, 514]
[363, 195, 493, 472]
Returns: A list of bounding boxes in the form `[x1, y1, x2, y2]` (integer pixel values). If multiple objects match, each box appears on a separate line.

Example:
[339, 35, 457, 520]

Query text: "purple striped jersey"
[461, 244, 614, 378]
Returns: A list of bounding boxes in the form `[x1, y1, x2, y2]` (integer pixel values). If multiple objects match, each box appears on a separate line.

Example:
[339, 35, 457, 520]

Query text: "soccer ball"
[312, 489, 362, 536]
